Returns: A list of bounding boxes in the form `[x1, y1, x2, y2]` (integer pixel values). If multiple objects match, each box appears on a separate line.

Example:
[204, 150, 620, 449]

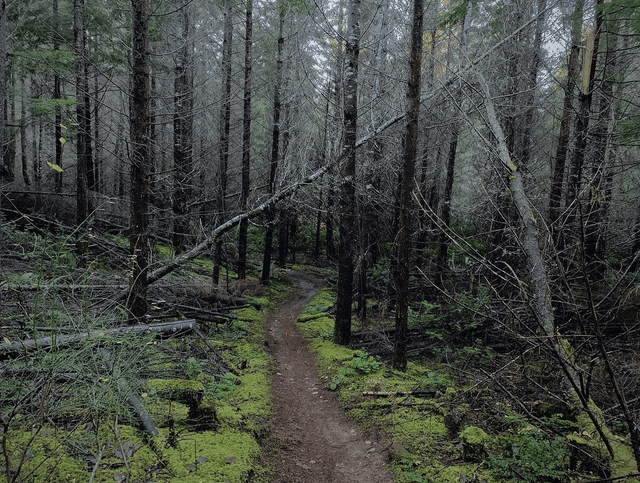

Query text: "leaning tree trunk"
[260, 7, 284, 285]
[128, 0, 151, 320]
[237, 0, 253, 280]
[476, 70, 615, 460]
[333, 0, 361, 346]
[392, 0, 424, 371]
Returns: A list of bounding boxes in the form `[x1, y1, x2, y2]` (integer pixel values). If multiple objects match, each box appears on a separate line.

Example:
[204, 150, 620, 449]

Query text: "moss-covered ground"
[294, 287, 640, 483]
[1, 252, 290, 483]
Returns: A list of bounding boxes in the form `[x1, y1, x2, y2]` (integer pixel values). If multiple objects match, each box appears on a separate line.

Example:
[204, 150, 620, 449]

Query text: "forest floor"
[260, 270, 394, 482]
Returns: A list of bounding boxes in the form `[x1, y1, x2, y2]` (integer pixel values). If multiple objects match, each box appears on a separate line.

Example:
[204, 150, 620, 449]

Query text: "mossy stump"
[460, 426, 488, 463]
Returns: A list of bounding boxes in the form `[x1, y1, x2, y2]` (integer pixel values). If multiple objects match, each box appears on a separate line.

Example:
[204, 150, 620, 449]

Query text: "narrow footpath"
[260, 271, 394, 482]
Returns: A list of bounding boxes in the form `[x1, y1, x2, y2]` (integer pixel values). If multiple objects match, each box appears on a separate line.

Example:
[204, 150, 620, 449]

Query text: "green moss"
[158, 428, 261, 482]
[1, 427, 88, 482]
[572, 395, 639, 479]
[149, 379, 204, 393]
[460, 426, 488, 445]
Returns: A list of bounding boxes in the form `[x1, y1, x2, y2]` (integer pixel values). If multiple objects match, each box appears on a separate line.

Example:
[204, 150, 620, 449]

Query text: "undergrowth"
[0, 221, 289, 483]
[294, 287, 640, 483]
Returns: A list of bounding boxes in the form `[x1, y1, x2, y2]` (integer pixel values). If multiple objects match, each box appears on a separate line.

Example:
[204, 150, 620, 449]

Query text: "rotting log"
[0, 319, 196, 359]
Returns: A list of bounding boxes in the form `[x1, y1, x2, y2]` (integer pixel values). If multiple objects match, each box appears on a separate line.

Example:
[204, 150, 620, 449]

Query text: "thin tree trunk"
[392, 0, 424, 371]
[435, 0, 472, 289]
[0, 0, 8, 182]
[549, 0, 584, 242]
[53, 0, 63, 192]
[128, 0, 151, 320]
[237, 0, 253, 280]
[84, 57, 94, 196]
[20, 78, 29, 186]
[585, 13, 617, 277]
[74, 0, 88, 267]
[334, 0, 361, 346]
[325, 0, 346, 262]
[173, 0, 194, 252]
[260, 8, 284, 285]
[94, 68, 101, 193]
[214, 0, 233, 284]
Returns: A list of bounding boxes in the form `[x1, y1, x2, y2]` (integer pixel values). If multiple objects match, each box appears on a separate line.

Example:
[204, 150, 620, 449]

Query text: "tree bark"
[172, 0, 194, 252]
[214, 0, 233, 284]
[237, 0, 253, 280]
[128, 0, 151, 320]
[74, 0, 88, 267]
[20, 78, 29, 185]
[334, 0, 361, 346]
[0, 0, 8, 181]
[392, 0, 424, 371]
[549, 0, 584, 242]
[261, 7, 285, 285]
[565, 0, 604, 252]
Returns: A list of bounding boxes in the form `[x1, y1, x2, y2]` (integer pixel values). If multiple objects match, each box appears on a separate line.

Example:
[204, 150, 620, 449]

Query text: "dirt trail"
[261, 271, 394, 483]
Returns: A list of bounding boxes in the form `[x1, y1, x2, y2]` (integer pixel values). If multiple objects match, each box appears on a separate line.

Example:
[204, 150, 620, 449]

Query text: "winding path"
[261, 271, 394, 482]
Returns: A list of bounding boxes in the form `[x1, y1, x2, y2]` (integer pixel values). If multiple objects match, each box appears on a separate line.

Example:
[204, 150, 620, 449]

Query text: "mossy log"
[0, 319, 196, 359]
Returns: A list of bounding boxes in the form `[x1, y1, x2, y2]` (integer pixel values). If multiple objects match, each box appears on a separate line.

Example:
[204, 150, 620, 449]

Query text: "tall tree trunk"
[333, 0, 361, 346]
[549, 0, 584, 242]
[435, 123, 458, 287]
[237, 0, 253, 280]
[584, 11, 617, 277]
[435, 0, 472, 289]
[93, 68, 101, 193]
[214, 0, 233, 284]
[519, 0, 546, 168]
[325, 0, 346, 262]
[53, 0, 63, 192]
[260, 8, 284, 285]
[392, 0, 424, 371]
[565, 0, 604, 254]
[83, 58, 94, 196]
[20, 78, 29, 186]
[173, 0, 194, 252]
[0, 0, 8, 182]
[74, 0, 88, 267]
[128, 0, 151, 320]
[31, 77, 41, 193]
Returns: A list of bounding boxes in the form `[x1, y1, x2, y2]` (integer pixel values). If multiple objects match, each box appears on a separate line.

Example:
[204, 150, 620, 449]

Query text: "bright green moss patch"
[158, 428, 261, 482]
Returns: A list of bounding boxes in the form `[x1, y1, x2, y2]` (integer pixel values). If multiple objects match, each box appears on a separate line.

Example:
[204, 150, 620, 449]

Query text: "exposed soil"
[261, 271, 394, 483]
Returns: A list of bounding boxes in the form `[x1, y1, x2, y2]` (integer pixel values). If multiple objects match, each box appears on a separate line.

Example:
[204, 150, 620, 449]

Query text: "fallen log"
[0, 319, 196, 359]
[362, 390, 437, 398]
